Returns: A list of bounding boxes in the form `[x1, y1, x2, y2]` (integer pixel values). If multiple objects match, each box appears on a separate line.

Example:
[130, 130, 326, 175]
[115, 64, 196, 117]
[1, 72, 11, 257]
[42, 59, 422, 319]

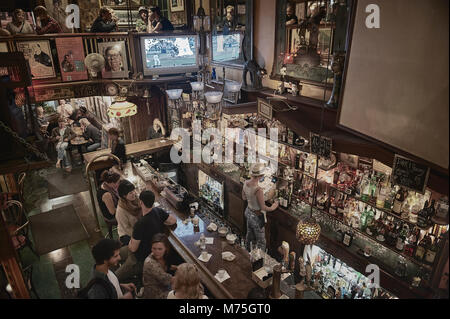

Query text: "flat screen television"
[140, 34, 199, 76]
[211, 31, 243, 63]
[198, 169, 224, 211]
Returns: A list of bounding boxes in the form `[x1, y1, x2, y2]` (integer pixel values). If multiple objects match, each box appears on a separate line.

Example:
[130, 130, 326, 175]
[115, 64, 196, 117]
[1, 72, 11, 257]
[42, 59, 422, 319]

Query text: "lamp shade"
[107, 100, 137, 118]
[296, 217, 321, 245]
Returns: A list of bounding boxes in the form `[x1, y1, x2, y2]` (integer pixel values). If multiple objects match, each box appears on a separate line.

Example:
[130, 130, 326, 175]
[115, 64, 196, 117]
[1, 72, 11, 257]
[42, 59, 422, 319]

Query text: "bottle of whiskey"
[392, 188, 406, 215]
[417, 200, 429, 229]
[395, 223, 408, 252]
[424, 235, 438, 265]
[360, 173, 371, 202]
[365, 206, 375, 235]
[414, 234, 427, 261]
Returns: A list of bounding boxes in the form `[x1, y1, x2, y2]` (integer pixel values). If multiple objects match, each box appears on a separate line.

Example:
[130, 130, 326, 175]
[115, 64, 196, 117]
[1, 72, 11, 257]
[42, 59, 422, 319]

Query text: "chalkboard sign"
[392, 154, 430, 194]
[310, 133, 332, 159]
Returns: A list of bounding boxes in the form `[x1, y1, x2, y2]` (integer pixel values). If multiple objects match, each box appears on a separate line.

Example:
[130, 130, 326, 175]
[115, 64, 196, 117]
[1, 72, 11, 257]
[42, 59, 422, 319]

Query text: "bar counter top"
[116, 162, 262, 299]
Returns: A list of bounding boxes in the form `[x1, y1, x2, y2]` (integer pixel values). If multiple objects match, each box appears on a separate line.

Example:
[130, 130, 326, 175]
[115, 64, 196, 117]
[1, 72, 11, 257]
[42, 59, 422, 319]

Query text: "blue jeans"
[56, 142, 71, 167]
[245, 207, 266, 251]
[86, 142, 101, 152]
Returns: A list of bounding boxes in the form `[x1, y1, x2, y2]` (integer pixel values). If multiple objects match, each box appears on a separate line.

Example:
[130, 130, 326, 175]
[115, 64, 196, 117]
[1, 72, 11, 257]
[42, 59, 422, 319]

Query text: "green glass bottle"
[360, 206, 368, 232]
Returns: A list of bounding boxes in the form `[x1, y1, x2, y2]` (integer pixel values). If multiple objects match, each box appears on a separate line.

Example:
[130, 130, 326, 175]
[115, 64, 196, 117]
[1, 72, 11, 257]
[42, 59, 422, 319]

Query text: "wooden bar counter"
[117, 162, 261, 299]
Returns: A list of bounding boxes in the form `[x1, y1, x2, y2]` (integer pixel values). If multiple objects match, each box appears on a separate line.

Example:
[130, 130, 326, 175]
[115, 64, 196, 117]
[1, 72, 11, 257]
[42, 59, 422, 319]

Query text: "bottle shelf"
[287, 194, 433, 271]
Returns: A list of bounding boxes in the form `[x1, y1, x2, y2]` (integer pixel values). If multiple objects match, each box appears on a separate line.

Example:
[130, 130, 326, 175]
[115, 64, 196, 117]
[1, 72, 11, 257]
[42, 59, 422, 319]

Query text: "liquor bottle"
[414, 234, 427, 261]
[360, 206, 368, 232]
[333, 169, 340, 185]
[329, 196, 337, 215]
[365, 206, 375, 235]
[392, 187, 406, 215]
[417, 201, 430, 229]
[360, 173, 371, 202]
[427, 199, 436, 227]
[404, 226, 419, 257]
[287, 128, 294, 145]
[384, 187, 396, 210]
[369, 174, 378, 202]
[424, 235, 438, 265]
[396, 223, 409, 252]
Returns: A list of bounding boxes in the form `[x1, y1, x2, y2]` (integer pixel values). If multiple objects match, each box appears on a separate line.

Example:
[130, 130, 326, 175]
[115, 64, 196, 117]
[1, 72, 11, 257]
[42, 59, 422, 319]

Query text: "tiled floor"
[21, 163, 116, 299]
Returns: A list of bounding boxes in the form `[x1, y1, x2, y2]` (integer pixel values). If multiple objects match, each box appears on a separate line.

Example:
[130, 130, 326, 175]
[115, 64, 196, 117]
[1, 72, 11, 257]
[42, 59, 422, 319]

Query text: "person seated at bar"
[90, 7, 118, 33]
[33, 6, 62, 35]
[84, 239, 136, 299]
[147, 118, 166, 140]
[78, 106, 96, 123]
[56, 99, 74, 122]
[97, 170, 120, 221]
[80, 118, 102, 152]
[167, 263, 208, 299]
[142, 233, 177, 299]
[51, 117, 75, 172]
[242, 163, 279, 251]
[116, 180, 141, 246]
[115, 190, 177, 282]
[147, 6, 174, 33]
[108, 127, 127, 165]
[135, 6, 149, 32]
[6, 9, 35, 35]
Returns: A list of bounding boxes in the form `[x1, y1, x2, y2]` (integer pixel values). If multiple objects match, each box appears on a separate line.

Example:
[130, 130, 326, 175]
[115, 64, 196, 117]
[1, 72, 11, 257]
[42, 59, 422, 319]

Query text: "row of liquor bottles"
[310, 246, 397, 299]
[275, 172, 446, 267]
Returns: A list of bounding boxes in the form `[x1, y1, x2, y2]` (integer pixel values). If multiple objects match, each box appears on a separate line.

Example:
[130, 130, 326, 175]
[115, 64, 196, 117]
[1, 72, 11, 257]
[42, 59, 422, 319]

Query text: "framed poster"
[16, 40, 56, 80]
[170, 0, 185, 12]
[55, 37, 88, 82]
[257, 98, 272, 120]
[98, 41, 129, 79]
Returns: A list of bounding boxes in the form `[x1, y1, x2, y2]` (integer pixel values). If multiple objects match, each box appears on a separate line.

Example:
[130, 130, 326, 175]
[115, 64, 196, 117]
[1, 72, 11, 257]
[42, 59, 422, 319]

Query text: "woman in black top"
[97, 170, 121, 221]
[148, 6, 174, 33]
[108, 127, 127, 164]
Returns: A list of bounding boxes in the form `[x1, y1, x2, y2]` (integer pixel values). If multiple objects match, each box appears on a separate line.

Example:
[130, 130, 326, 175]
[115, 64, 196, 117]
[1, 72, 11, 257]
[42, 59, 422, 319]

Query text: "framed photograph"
[257, 98, 272, 120]
[170, 0, 185, 13]
[98, 41, 129, 79]
[16, 40, 56, 80]
[55, 37, 88, 81]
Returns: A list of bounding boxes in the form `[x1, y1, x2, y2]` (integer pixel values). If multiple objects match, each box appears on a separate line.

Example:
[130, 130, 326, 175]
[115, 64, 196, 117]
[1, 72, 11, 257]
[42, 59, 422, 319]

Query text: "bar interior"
[0, 0, 448, 300]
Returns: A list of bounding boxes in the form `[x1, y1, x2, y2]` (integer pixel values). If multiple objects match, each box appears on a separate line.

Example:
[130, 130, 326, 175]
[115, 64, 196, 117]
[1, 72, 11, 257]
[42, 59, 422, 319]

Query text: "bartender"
[147, 118, 166, 140]
[242, 163, 279, 251]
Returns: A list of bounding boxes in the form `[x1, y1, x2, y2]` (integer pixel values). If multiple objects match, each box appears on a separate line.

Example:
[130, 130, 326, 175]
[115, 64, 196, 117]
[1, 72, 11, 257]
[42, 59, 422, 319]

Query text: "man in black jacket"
[90, 7, 118, 33]
[85, 239, 135, 299]
[80, 118, 102, 152]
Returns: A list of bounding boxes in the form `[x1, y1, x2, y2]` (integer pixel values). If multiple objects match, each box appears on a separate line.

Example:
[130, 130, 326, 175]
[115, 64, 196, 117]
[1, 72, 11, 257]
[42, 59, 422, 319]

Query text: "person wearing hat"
[116, 180, 142, 246]
[136, 6, 149, 32]
[242, 163, 279, 251]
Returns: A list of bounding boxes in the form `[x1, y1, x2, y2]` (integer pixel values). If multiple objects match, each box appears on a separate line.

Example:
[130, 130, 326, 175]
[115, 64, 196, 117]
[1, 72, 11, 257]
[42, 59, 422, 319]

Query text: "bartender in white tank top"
[242, 163, 279, 251]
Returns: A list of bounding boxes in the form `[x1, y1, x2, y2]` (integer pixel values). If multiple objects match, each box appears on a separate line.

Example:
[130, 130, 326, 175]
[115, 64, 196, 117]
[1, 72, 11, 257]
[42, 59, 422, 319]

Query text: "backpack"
[77, 277, 115, 299]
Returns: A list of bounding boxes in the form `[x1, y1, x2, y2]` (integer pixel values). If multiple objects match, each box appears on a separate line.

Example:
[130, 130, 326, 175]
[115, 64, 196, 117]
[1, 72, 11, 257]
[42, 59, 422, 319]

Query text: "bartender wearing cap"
[242, 163, 279, 251]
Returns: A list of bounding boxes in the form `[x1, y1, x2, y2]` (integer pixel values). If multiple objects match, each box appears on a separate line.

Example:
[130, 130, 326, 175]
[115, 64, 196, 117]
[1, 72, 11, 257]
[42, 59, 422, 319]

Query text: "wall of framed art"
[15, 40, 56, 80]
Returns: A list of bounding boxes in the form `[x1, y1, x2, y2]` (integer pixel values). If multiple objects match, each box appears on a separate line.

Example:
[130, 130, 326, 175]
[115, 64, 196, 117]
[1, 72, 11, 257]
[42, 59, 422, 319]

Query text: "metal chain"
[0, 120, 49, 161]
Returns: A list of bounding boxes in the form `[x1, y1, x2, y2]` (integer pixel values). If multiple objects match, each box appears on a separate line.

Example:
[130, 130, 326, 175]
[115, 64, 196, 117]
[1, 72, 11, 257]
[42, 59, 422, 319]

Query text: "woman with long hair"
[142, 233, 177, 299]
[116, 180, 141, 245]
[167, 263, 208, 299]
[108, 127, 126, 164]
[6, 9, 34, 35]
[97, 169, 121, 222]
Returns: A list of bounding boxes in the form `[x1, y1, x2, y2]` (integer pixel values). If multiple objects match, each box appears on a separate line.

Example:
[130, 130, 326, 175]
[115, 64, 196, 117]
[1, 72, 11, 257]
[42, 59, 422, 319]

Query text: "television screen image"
[141, 35, 198, 75]
[198, 170, 224, 210]
[212, 33, 242, 63]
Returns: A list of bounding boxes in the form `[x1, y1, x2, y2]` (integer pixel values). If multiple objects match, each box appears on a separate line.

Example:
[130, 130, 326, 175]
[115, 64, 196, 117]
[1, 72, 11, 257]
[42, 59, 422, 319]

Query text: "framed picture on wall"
[55, 37, 88, 81]
[170, 0, 184, 12]
[98, 41, 129, 79]
[16, 40, 56, 79]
